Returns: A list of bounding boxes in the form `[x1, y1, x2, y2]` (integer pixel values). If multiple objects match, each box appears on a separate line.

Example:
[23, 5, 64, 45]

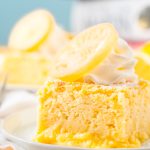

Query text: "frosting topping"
[84, 39, 137, 85]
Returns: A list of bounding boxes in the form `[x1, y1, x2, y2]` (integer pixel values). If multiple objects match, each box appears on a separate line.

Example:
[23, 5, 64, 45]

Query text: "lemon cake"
[35, 80, 150, 148]
[35, 24, 150, 148]
[0, 52, 52, 86]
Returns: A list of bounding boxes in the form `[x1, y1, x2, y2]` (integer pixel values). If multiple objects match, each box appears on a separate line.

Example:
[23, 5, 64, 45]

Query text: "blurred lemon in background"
[141, 42, 150, 55]
[134, 41, 150, 81]
[8, 9, 73, 55]
[8, 9, 55, 52]
[135, 50, 150, 81]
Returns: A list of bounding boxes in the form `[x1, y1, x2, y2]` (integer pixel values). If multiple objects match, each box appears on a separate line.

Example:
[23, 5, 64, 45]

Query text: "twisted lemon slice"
[52, 23, 118, 81]
[141, 42, 150, 55]
[135, 52, 150, 81]
[8, 9, 55, 52]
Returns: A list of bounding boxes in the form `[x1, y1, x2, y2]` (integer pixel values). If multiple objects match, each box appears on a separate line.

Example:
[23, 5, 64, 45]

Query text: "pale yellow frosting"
[84, 39, 137, 85]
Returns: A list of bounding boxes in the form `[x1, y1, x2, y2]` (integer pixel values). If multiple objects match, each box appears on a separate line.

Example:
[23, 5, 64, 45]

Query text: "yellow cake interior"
[35, 80, 150, 148]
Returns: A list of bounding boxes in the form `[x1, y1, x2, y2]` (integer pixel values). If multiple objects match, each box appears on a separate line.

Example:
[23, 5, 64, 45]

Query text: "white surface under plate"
[1, 108, 150, 150]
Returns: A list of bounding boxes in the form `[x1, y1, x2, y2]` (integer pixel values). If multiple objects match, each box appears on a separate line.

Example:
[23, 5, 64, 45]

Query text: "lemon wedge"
[141, 42, 150, 55]
[8, 9, 55, 52]
[52, 23, 118, 81]
[135, 52, 150, 81]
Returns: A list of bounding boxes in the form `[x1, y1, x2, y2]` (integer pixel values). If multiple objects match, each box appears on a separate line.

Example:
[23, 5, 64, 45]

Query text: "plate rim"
[0, 83, 40, 91]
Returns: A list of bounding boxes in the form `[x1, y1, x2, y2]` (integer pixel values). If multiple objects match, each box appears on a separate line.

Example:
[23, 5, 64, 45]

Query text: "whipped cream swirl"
[84, 39, 138, 85]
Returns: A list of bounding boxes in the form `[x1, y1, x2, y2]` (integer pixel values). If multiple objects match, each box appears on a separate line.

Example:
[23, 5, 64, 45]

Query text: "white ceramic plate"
[3, 83, 40, 91]
[1, 108, 150, 150]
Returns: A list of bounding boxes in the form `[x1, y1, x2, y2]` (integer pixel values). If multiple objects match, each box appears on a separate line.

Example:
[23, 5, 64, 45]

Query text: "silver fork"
[0, 75, 7, 106]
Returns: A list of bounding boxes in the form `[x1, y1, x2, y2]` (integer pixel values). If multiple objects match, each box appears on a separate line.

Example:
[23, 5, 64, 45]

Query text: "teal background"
[0, 0, 73, 44]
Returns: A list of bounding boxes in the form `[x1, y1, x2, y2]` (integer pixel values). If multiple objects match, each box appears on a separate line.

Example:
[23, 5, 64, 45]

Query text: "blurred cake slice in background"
[0, 52, 52, 87]
[0, 9, 73, 87]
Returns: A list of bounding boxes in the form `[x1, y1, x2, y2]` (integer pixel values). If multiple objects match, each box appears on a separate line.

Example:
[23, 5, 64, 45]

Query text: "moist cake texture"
[35, 80, 150, 148]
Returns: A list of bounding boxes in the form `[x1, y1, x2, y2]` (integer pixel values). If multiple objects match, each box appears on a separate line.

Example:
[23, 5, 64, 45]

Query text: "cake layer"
[35, 80, 150, 148]
[0, 53, 52, 86]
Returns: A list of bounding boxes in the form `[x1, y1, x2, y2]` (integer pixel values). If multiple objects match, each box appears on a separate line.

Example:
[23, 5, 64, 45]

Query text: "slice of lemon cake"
[35, 80, 150, 148]
[0, 52, 52, 86]
[35, 24, 150, 148]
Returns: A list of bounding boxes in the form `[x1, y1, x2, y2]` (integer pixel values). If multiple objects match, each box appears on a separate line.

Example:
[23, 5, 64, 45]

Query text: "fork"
[0, 75, 7, 106]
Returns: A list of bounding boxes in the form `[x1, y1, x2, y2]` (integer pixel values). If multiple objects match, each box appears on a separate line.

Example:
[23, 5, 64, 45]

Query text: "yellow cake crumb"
[34, 80, 150, 148]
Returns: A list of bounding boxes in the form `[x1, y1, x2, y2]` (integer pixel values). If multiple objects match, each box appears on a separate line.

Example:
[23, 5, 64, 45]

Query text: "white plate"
[1, 108, 150, 150]
[3, 83, 40, 91]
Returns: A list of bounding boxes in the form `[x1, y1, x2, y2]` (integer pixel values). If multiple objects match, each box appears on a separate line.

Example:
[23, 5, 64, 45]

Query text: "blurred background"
[0, 0, 73, 44]
[0, 0, 150, 46]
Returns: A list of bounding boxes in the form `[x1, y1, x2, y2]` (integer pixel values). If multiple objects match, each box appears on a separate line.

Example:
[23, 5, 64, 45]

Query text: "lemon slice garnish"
[141, 42, 150, 55]
[52, 23, 118, 81]
[8, 9, 55, 52]
[135, 51, 150, 81]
